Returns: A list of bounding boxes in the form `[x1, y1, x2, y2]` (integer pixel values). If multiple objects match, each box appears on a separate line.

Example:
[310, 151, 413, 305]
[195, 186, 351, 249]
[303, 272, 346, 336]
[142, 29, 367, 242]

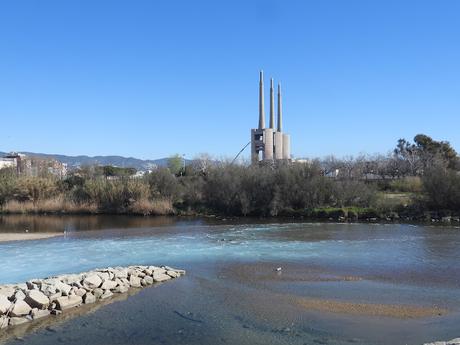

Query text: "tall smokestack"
[258, 71, 265, 129]
[277, 82, 283, 132]
[269, 78, 275, 129]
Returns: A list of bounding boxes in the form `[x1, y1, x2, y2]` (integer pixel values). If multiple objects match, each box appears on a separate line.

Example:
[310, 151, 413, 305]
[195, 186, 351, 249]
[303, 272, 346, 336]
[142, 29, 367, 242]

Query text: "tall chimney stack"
[277, 83, 283, 132]
[269, 78, 275, 129]
[258, 71, 265, 129]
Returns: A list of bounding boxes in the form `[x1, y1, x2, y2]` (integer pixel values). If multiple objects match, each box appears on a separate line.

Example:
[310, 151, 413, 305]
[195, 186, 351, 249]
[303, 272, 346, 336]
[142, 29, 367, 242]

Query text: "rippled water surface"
[0, 215, 459, 345]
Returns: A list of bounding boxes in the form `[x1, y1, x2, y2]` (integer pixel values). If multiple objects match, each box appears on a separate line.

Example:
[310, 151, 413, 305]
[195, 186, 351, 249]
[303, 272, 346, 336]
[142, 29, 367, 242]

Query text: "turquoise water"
[1, 219, 459, 287]
[1, 216, 460, 345]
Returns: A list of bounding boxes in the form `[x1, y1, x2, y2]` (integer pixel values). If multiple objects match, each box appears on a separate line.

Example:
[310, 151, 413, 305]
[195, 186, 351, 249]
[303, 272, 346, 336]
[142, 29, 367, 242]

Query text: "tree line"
[0, 134, 459, 218]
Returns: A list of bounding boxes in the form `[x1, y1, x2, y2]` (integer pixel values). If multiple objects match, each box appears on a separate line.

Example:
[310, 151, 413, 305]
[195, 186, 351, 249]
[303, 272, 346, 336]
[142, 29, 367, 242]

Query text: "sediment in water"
[0, 265, 185, 329]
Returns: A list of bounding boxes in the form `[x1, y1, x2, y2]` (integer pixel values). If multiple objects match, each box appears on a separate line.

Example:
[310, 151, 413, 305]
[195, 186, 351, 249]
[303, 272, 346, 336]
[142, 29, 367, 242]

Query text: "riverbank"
[0, 265, 185, 330]
[1, 203, 460, 225]
[0, 233, 63, 243]
[291, 206, 460, 224]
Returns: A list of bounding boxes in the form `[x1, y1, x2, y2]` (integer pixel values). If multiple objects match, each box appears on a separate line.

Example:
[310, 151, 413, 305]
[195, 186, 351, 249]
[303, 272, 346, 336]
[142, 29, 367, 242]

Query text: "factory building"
[251, 71, 291, 163]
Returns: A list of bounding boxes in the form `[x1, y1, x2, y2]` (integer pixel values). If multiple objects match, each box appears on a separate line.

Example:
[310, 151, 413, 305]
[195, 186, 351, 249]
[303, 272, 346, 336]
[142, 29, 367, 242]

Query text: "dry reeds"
[1, 198, 98, 214]
[1, 197, 174, 216]
[129, 198, 174, 216]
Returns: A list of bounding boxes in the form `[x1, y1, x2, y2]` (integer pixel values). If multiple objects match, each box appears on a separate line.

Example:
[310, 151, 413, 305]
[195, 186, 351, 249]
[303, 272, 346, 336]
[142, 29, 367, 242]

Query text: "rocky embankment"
[0, 265, 185, 329]
[424, 339, 460, 345]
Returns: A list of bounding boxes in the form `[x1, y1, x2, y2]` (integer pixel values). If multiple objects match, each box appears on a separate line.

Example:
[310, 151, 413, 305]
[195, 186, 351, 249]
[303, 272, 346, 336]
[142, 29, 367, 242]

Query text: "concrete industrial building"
[251, 71, 291, 163]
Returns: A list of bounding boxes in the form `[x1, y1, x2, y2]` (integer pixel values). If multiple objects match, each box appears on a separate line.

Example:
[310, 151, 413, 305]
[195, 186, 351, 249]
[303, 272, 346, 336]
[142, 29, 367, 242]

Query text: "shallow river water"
[0, 215, 459, 345]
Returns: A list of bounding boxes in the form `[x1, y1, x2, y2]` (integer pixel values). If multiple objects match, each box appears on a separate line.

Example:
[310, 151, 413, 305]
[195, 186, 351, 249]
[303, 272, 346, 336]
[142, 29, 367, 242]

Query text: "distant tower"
[273, 83, 284, 160]
[269, 78, 275, 129]
[278, 83, 290, 160]
[258, 71, 265, 129]
[277, 83, 282, 132]
[251, 71, 291, 163]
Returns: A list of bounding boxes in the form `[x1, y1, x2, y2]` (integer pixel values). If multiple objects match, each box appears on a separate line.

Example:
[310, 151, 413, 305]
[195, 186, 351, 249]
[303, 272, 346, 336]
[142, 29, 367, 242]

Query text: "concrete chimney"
[277, 83, 283, 132]
[269, 78, 275, 129]
[258, 71, 265, 129]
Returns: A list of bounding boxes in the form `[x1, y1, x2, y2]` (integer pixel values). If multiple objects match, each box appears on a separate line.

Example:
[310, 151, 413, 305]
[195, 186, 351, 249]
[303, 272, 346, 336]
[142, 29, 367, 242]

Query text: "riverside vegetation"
[0, 135, 459, 221]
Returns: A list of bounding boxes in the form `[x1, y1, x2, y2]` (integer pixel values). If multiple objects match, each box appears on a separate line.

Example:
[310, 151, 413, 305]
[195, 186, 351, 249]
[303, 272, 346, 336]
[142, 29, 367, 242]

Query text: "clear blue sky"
[1, 0, 459, 160]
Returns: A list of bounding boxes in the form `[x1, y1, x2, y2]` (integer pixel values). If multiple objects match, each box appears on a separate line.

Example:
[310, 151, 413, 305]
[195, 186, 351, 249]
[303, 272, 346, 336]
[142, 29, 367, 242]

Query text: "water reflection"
[0, 215, 189, 233]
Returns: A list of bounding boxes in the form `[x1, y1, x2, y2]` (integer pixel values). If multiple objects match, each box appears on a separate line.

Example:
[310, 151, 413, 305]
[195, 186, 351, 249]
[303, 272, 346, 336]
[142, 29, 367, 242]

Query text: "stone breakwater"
[424, 339, 460, 345]
[0, 265, 185, 329]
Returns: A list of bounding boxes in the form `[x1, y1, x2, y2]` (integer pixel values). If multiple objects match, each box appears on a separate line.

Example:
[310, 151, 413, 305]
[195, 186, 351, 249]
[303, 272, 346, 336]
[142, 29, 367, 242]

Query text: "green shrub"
[145, 168, 181, 202]
[422, 166, 460, 210]
[388, 177, 422, 193]
[0, 168, 17, 207]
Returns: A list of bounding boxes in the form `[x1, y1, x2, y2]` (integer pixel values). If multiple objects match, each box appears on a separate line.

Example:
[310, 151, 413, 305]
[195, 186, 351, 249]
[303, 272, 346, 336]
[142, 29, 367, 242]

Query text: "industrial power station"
[251, 71, 291, 163]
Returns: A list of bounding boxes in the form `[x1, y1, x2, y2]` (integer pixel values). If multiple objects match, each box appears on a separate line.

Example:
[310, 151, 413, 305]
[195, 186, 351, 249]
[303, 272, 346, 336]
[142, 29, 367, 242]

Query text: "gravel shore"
[0, 233, 62, 243]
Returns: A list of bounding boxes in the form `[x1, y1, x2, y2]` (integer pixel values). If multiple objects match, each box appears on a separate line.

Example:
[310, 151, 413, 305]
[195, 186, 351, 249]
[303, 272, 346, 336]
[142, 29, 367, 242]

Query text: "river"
[0, 215, 459, 345]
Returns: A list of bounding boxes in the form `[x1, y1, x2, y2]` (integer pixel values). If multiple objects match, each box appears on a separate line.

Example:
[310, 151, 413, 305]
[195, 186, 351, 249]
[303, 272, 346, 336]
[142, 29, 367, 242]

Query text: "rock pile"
[424, 339, 460, 345]
[0, 265, 185, 329]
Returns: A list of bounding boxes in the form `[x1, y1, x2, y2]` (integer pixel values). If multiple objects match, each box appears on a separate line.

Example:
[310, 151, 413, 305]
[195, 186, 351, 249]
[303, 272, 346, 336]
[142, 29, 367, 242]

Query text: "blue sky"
[1, 0, 459, 160]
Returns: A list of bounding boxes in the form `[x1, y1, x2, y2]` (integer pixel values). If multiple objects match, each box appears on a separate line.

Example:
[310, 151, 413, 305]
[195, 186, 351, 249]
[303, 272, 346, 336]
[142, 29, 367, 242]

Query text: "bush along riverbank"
[277, 206, 460, 223]
[0, 265, 185, 329]
[1, 146, 459, 220]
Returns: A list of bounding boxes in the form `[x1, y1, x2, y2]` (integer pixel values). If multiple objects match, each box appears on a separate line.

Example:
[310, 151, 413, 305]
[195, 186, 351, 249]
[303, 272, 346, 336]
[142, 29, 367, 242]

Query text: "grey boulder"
[55, 281, 72, 296]
[93, 288, 104, 299]
[0, 295, 12, 315]
[100, 280, 117, 290]
[10, 300, 32, 317]
[56, 295, 82, 310]
[83, 293, 96, 304]
[129, 276, 141, 288]
[83, 275, 102, 290]
[24, 290, 50, 309]
[153, 273, 171, 282]
[100, 290, 113, 300]
[14, 290, 26, 301]
[31, 308, 51, 320]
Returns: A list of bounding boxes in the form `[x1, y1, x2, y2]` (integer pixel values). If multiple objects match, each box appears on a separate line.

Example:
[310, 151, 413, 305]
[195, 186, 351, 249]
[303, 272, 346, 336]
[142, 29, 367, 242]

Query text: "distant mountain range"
[0, 151, 191, 171]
